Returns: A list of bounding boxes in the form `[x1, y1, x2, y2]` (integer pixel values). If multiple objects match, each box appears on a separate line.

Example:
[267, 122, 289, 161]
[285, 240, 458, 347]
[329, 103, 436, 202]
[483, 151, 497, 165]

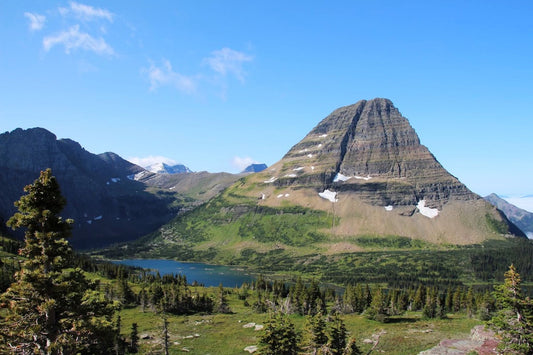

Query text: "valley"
[1, 98, 532, 354]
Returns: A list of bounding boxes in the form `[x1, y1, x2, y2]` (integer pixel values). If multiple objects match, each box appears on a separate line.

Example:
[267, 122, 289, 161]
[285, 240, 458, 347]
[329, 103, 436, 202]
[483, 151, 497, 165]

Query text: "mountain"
[145, 162, 192, 174]
[242, 163, 267, 173]
[485, 193, 533, 238]
[0, 128, 192, 248]
[122, 98, 524, 263]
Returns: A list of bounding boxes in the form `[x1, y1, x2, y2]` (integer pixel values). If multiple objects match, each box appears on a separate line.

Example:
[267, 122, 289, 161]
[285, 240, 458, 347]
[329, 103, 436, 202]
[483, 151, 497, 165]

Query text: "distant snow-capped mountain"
[145, 162, 192, 174]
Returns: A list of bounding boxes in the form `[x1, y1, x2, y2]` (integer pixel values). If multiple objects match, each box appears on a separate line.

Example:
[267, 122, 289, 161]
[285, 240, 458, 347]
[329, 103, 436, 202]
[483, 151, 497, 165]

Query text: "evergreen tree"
[345, 337, 363, 355]
[413, 284, 426, 311]
[129, 323, 139, 353]
[422, 287, 438, 319]
[465, 286, 476, 318]
[328, 313, 348, 355]
[259, 312, 300, 355]
[489, 264, 533, 354]
[215, 283, 232, 313]
[304, 312, 328, 353]
[0, 169, 119, 354]
[366, 287, 388, 322]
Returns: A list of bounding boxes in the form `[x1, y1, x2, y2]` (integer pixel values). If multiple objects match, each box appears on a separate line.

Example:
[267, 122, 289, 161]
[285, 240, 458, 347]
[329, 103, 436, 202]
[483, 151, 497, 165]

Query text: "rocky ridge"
[0, 128, 182, 248]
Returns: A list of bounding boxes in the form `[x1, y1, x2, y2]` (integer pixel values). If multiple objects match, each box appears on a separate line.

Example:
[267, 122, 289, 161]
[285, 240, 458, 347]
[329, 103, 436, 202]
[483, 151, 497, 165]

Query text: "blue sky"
[0, 1, 532, 202]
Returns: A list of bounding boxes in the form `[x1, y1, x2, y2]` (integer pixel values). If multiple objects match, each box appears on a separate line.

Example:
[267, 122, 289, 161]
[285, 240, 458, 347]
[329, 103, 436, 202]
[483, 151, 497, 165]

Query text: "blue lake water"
[114, 259, 254, 287]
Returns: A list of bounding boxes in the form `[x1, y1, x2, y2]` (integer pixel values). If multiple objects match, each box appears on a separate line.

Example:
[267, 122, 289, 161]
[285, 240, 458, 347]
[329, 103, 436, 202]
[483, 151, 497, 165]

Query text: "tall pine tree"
[489, 264, 533, 354]
[0, 169, 119, 354]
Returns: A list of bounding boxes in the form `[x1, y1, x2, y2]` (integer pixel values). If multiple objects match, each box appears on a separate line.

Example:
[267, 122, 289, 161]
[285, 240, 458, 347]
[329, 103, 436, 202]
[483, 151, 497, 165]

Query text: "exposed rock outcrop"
[273, 98, 477, 208]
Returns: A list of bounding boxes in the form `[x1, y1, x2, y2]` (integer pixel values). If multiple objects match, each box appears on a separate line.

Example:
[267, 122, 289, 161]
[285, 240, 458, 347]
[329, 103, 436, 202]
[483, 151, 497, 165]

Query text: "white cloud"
[43, 25, 114, 55]
[60, 2, 113, 22]
[145, 59, 197, 93]
[24, 12, 46, 31]
[128, 156, 177, 168]
[204, 47, 253, 83]
[232, 156, 258, 171]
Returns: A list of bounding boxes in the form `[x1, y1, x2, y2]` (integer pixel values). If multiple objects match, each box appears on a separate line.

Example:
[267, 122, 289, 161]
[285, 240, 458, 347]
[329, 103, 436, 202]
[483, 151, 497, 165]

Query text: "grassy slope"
[118, 286, 482, 355]
[99, 175, 533, 286]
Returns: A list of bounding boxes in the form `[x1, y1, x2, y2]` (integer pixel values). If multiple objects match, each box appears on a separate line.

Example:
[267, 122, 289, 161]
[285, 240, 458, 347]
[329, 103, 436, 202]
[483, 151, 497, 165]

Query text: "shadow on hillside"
[385, 317, 419, 324]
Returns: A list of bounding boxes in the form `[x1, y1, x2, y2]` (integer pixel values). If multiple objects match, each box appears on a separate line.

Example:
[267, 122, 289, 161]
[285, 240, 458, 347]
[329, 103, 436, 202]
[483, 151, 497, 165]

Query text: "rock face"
[0, 128, 178, 248]
[485, 193, 533, 238]
[273, 98, 476, 208]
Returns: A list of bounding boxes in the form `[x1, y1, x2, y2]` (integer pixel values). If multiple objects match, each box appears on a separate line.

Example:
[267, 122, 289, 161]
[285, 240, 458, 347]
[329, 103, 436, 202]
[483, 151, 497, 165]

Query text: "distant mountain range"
[0, 128, 240, 248]
[2, 101, 527, 254]
[485, 193, 533, 239]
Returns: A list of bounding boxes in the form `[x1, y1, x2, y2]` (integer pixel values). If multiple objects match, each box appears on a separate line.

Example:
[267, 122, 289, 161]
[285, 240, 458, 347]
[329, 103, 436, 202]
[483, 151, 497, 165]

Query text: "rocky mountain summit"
[485, 193, 533, 238]
[266, 98, 476, 208]
[225, 98, 524, 245]
[144, 162, 192, 174]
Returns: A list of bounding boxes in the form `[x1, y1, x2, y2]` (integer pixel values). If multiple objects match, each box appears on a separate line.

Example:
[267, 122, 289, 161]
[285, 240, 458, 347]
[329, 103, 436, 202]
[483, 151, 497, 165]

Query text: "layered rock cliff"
[268, 98, 476, 208]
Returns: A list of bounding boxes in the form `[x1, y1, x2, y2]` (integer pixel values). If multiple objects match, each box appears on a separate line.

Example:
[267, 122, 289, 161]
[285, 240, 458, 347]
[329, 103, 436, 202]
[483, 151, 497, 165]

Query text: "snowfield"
[416, 200, 439, 218]
[319, 189, 338, 203]
[264, 176, 277, 183]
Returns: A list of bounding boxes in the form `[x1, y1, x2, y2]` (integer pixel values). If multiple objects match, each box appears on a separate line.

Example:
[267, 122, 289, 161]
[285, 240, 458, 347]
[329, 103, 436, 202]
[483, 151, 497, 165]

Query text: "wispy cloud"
[43, 25, 114, 55]
[232, 156, 258, 171]
[59, 1, 113, 22]
[24, 12, 46, 31]
[145, 48, 253, 96]
[128, 156, 177, 168]
[204, 47, 253, 83]
[145, 59, 197, 93]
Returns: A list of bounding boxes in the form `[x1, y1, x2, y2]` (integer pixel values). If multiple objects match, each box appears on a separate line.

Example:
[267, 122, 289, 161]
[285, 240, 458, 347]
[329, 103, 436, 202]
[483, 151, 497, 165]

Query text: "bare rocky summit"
[273, 98, 476, 208]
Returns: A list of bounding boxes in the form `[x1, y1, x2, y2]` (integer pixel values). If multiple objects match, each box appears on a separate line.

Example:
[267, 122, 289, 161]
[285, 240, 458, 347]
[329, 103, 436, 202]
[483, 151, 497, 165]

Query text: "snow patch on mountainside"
[264, 176, 277, 184]
[334, 173, 351, 182]
[319, 189, 338, 203]
[128, 171, 151, 181]
[417, 200, 439, 218]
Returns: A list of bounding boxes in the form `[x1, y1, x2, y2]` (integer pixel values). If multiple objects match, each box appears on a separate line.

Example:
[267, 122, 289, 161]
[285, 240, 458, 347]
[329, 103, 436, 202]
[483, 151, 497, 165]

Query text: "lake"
[114, 259, 254, 287]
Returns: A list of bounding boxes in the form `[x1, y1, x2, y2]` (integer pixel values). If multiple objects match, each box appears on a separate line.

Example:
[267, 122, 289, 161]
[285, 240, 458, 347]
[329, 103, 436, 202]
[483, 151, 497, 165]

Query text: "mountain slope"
[485, 193, 533, 238]
[0, 128, 185, 248]
[118, 98, 524, 263]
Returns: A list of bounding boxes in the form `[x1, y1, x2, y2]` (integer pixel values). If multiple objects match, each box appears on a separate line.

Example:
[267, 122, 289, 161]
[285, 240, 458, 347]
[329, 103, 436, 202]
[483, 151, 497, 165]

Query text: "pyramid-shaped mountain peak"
[263, 98, 476, 209]
[135, 98, 523, 260]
